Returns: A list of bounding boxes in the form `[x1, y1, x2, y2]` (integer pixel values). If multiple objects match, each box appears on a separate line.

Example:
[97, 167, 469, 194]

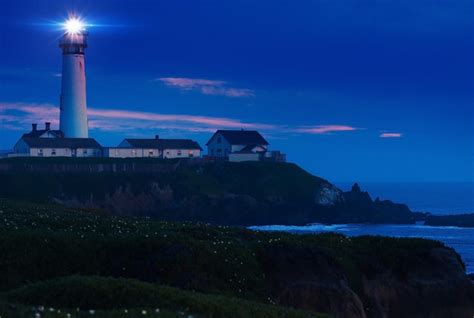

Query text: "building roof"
[206, 130, 269, 146]
[123, 139, 203, 150]
[21, 137, 102, 148]
[22, 130, 64, 138]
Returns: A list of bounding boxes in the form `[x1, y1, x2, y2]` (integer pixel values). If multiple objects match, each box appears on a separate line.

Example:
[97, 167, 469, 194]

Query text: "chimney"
[155, 134, 160, 139]
[32, 123, 37, 132]
[45, 122, 51, 131]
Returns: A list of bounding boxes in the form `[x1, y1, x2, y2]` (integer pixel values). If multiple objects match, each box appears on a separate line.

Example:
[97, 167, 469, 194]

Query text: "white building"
[13, 136, 102, 157]
[59, 21, 89, 138]
[206, 130, 286, 162]
[11, 122, 101, 157]
[105, 136, 202, 159]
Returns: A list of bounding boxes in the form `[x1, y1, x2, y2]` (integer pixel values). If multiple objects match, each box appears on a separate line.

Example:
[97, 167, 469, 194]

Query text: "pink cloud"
[89, 108, 273, 129]
[0, 102, 273, 133]
[294, 125, 359, 134]
[380, 132, 403, 138]
[1, 102, 361, 137]
[158, 77, 255, 98]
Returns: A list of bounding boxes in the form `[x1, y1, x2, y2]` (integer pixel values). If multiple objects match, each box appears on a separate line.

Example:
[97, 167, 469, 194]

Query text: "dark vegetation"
[1, 199, 473, 317]
[0, 158, 415, 225]
[425, 213, 474, 227]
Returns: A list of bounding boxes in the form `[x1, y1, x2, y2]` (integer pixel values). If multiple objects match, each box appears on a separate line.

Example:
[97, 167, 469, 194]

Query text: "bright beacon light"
[63, 17, 86, 34]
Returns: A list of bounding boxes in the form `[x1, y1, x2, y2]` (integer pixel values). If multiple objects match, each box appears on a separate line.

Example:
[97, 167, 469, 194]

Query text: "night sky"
[1, 0, 473, 182]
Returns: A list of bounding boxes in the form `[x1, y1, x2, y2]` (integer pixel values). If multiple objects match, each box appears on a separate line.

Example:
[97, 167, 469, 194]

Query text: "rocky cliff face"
[260, 241, 474, 318]
[361, 247, 474, 318]
[314, 182, 345, 206]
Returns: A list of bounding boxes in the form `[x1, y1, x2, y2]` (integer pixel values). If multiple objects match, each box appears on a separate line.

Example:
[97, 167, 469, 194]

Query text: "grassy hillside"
[0, 159, 327, 201]
[0, 199, 466, 317]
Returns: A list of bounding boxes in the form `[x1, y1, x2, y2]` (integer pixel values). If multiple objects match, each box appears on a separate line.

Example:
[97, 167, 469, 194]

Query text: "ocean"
[250, 182, 474, 273]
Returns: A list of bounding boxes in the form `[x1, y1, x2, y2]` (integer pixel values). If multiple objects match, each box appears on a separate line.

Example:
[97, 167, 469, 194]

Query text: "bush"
[5, 276, 319, 318]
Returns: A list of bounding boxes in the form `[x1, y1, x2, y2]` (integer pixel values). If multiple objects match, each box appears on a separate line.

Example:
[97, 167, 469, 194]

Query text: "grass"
[4, 276, 318, 318]
[0, 198, 448, 317]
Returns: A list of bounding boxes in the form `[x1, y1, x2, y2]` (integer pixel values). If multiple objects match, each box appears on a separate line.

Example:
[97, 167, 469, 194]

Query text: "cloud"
[157, 77, 255, 98]
[293, 125, 359, 134]
[0, 102, 273, 134]
[380, 132, 403, 138]
[0, 102, 361, 138]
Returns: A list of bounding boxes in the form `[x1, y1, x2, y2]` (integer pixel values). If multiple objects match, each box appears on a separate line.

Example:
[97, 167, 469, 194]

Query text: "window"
[189, 150, 194, 158]
[83, 149, 88, 155]
[38, 149, 43, 157]
[132, 149, 137, 156]
[177, 150, 182, 156]
[51, 149, 56, 156]
[148, 150, 154, 157]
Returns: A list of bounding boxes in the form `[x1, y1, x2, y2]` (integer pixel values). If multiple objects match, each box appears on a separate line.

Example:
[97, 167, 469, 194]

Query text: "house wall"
[76, 148, 102, 158]
[105, 147, 200, 159]
[228, 153, 260, 162]
[29, 148, 102, 157]
[30, 148, 69, 157]
[163, 148, 201, 159]
[105, 148, 161, 158]
[207, 133, 231, 157]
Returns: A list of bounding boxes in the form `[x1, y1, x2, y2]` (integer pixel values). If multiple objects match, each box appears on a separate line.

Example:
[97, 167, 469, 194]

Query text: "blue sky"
[0, 0, 473, 182]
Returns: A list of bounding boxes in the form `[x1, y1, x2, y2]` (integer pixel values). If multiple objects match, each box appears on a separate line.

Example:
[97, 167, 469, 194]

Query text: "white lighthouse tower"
[59, 18, 89, 138]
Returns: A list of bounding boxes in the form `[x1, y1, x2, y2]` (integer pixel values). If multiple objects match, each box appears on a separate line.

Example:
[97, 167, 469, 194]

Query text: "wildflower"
[142, 310, 147, 315]
[89, 309, 95, 315]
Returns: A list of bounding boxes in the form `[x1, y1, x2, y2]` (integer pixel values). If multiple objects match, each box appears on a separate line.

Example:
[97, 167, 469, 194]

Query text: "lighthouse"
[59, 17, 89, 138]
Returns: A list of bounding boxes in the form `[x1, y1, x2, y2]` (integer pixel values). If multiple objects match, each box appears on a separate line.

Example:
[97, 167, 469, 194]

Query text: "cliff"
[0, 199, 473, 317]
[0, 158, 415, 225]
[425, 213, 474, 227]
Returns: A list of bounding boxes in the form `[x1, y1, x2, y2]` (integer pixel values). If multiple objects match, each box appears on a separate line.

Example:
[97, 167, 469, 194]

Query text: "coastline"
[250, 222, 474, 274]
